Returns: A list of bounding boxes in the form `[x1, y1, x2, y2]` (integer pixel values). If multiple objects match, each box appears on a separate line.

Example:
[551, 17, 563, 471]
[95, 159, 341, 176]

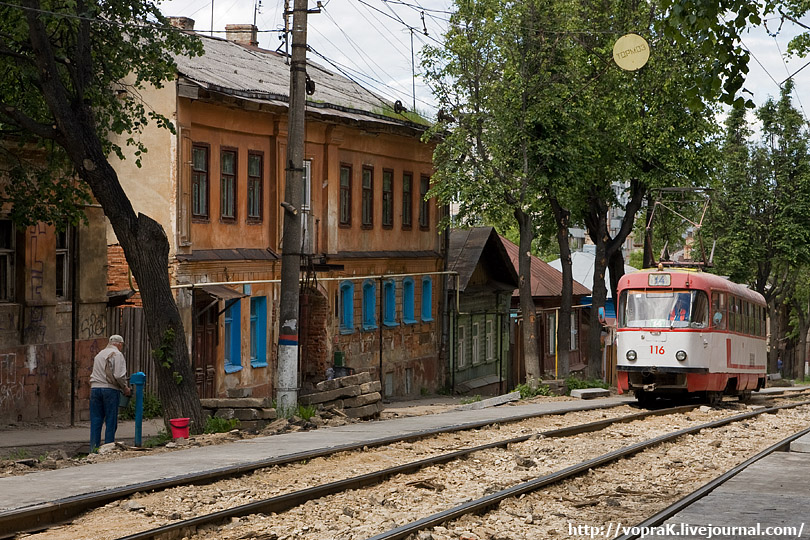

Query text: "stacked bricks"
[299, 371, 383, 419]
[201, 397, 277, 431]
[106, 244, 142, 306]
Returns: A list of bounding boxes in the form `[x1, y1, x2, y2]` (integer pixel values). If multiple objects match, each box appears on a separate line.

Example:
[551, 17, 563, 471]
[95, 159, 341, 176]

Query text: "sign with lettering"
[613, 33, 650, 71]
[648, 273, 671, 287]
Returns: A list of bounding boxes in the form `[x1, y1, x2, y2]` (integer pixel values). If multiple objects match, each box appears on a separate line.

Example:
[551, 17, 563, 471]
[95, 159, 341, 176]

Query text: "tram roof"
[618, 268, 766, 305]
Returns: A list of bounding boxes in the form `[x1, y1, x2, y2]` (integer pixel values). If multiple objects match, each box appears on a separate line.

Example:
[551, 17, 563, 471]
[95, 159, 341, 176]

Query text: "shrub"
[515, 382, 553, 399]
[119, 391, 163, 420]
[564, 376, 609, 395]
[460, 395, 482, 405]
[143, 429, 172, 448]
[204, 416, 241, 434]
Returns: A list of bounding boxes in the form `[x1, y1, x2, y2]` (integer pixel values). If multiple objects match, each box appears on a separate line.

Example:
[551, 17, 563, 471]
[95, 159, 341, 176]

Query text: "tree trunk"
[24, 11, 205, 433]
[516, 208, 541, 387]
[587, 212, 609, 379]
[548, 195, 572, 377]
[607, 250, 627, 307]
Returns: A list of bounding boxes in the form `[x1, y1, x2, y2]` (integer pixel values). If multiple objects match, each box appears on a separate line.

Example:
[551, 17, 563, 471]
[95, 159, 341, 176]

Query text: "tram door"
[193, 292, 218, 399]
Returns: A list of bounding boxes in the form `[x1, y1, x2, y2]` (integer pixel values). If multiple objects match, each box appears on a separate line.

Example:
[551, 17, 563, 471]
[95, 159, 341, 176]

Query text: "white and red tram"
[616, 267, 767, 404]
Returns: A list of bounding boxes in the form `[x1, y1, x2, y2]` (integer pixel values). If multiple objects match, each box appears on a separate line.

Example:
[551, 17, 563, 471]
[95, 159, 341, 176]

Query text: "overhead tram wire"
[771, 33, 809, 122]
[351, 0, 444, 46]
[379, 0, 454, 16]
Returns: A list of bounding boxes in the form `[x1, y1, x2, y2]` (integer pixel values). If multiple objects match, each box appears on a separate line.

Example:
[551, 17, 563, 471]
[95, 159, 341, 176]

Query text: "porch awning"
[195, 284, 247, 300]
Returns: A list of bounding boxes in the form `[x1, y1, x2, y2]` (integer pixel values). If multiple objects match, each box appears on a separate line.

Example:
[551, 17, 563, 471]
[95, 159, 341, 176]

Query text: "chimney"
[225, 24, 259, 47]
[168, 17, 195, 31]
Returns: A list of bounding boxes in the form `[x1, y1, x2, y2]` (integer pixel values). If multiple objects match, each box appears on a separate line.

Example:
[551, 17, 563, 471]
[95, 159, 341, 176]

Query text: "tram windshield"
[619, 289, 710, 329]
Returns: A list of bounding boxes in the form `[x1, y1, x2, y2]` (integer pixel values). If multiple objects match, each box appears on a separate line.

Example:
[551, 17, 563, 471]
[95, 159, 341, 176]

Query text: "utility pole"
[277, 0, 308, 414]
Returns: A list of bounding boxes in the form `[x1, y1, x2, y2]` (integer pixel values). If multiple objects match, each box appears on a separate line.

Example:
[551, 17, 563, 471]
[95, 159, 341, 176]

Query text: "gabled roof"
[499, 236, 591, 298]
[448, 228, 519, 292]
[172, 35, 428, 134]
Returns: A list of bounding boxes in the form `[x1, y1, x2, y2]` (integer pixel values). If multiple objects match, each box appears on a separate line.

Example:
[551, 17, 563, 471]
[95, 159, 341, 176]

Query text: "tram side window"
[691, 291, 709, 328]
[730, 297, 738, 332]
[748, 303, 755, 335]
[711, 292, 727, 330]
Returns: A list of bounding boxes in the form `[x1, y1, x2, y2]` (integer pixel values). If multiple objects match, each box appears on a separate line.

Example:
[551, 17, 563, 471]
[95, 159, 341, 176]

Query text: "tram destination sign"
[648, 273, 671, 287]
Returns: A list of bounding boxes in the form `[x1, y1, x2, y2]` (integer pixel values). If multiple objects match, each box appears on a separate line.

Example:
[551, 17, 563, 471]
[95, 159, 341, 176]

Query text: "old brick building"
[108, 20, 443, 400]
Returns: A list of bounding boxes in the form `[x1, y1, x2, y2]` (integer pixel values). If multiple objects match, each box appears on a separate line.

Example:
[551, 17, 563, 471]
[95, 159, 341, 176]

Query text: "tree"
[0, 1, 206, 431]
[711, 82, 810, 372]
[423, 0, 587, 383]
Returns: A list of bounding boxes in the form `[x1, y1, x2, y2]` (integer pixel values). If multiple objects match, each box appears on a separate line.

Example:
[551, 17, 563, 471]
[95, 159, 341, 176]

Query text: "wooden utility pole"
[277, 0, 308, 414]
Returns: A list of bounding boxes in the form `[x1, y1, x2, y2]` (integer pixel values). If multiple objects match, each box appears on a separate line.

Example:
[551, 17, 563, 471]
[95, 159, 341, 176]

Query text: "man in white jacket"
[89, 335, 131, 451]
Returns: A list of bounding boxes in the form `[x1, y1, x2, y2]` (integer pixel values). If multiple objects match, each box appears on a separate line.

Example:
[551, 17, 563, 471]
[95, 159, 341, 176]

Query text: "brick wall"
[107, 244, 142, 306]
[301, 289, 329, 389]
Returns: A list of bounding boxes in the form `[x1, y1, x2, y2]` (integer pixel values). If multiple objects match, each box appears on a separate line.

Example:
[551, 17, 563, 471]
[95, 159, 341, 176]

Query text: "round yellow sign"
[613, 33, 650, 71]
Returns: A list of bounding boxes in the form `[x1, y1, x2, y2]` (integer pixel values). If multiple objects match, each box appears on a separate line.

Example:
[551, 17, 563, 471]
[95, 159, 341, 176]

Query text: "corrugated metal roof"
[448, 227, 518, 292]
[173, 35, 427, 131]
[176, 248, 279, 261]
[499, 235, 591, 298]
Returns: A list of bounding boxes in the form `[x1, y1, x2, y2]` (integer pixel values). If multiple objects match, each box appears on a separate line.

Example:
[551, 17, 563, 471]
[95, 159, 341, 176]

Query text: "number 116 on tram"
[616, 268, 767, 405]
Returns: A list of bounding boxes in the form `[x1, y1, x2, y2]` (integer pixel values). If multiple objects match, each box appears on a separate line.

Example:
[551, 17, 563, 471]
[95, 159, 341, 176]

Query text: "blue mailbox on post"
[129, 372, 146, 447]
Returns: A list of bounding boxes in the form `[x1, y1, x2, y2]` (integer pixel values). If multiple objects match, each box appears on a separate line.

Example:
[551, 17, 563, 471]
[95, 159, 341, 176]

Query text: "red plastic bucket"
[169, 417, 190, 439]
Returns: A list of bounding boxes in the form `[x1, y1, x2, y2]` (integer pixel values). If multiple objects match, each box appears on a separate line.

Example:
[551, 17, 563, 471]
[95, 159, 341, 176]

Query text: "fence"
[106, 306, 157, 392]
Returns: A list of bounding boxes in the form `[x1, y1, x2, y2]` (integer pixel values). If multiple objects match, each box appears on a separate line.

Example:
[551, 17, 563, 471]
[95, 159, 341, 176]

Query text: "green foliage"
[3, 448, 29, 460]
[564, 376, 609, 395]
[153, 327, 183, 385]
[420, 387, 430, 396]
[0, 0, 203, 226]
[118, 391, 163, 420]
[515, 382, 553, 399]
[296, 404, 317, 421]
[460, 395, 482, 405]
[204, 416, 241, 434]
[143, 429, 172, 448]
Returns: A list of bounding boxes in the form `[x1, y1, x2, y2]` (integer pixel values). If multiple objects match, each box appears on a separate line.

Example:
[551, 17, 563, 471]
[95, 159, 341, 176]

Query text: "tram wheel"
[635, 390, 656, 408]
[705, 391, 723, 405]
[738, 390, 752, 402]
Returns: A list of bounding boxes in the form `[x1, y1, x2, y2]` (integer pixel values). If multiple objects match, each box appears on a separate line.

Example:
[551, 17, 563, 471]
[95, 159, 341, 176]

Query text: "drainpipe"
[378, 277, 383, 387]
[70, 225, 78, 426]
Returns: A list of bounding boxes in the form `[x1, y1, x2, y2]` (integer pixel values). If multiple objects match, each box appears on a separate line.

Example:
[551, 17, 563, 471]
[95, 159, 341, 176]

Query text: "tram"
[616, 267, 767, 405]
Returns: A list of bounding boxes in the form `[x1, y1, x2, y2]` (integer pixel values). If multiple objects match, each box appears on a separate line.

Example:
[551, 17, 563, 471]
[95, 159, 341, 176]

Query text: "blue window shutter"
[403, 277, 415, 324]
[362, 280, 377, 330]
[340, 281, 354, 334]
[421, 276, 433, 322]
[224, 300, 242, 373]
[250, 297, 268, 368]
[383, 280, 397, 326]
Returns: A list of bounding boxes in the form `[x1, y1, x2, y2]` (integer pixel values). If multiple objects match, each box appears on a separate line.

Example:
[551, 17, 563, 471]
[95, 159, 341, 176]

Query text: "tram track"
[130, 400, 810, 540]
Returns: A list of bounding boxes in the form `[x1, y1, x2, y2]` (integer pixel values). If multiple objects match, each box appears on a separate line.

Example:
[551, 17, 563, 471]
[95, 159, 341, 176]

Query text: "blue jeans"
[90, 387, 120, 451]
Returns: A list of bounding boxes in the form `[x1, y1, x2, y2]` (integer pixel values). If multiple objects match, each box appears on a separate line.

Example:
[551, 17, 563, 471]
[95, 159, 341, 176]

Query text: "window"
[192, 144, 209, 218]
[362, 280, 377, 330]
[402, 172, 412, 229]
[457, 324, 467, 368]
[382, 169, 393, 228]
[0, 220, 14, 302]
[547, 312, 556, 355]
[250, 297, 267, 368]
[362, 167, 373, 228]
[711, 292, 727, 330]
[486, 319, 494, 360]
[570, 312, 578, 351]
[403, 277, 416, 324]
[55, 226, 70, 300]
[224, 300, 242, 373]
[340, 165, 351, 226]
[301, 160, 312, 253]
[472, 322, 480, 364]
[221, 149, 237, 220]
[421, 276, 433, 322]
[383, 279, 397, 326]
[418, 175, 430, 229]
[340, 281, 354, 333]
[247, 152, 263, 221]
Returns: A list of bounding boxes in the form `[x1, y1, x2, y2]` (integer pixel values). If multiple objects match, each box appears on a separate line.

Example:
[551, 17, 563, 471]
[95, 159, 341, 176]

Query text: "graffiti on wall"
[0, 353, 22, 410]
[24, 224, 47, 343]
[80, 313, 106, 339]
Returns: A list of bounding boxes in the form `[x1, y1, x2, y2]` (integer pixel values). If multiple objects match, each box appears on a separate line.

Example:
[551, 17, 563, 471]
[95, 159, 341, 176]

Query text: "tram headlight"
[676, 350, 687, 362]
[626, 350, 637, 361]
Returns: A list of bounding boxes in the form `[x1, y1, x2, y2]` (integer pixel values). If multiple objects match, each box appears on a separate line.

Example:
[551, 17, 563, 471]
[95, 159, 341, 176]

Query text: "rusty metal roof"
[448, 227, 518, 292]
[176, 248, 279, 262]
[499, 235, 591, 298]
[173, 35, 428, 132]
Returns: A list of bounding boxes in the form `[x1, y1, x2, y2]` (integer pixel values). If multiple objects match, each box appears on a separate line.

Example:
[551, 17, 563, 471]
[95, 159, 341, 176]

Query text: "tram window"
[748, 303, 755, 335]
[711, 292, 727, 330]
[619, 289, 708, 328]
[691, 291, 709, 328]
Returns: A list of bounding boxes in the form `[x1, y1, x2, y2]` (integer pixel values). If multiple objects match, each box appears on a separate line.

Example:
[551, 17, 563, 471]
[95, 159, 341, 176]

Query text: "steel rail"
[0, 399, 632, 538]
[108, 406, 697, 540]
[364, 400, 810, 540]
[611, 424, 810, 540]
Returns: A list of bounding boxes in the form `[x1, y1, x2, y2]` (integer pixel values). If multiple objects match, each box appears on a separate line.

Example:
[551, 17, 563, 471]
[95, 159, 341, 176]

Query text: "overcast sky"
[156, 0, 810, 126]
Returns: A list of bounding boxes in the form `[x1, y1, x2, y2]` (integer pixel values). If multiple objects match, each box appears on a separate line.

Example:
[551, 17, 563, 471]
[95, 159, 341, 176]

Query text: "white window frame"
[457, 324, 467, 368]
[472, 322, 480, 364]
[486, 318, 494, 360]
[570, 312, 578, 351]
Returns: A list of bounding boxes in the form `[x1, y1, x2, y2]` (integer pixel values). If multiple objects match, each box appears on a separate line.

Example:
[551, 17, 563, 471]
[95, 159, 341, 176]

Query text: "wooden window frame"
[418, 174, 430, 230]
[220, 147, 238, 222]
[362, 166, 374, 229]
[339, 164, 352, 227]
[402, 171, 413, 230]
[382, 169, 394, 229]
[191, 143, 210, 221]
[247, 151, 264, 223]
